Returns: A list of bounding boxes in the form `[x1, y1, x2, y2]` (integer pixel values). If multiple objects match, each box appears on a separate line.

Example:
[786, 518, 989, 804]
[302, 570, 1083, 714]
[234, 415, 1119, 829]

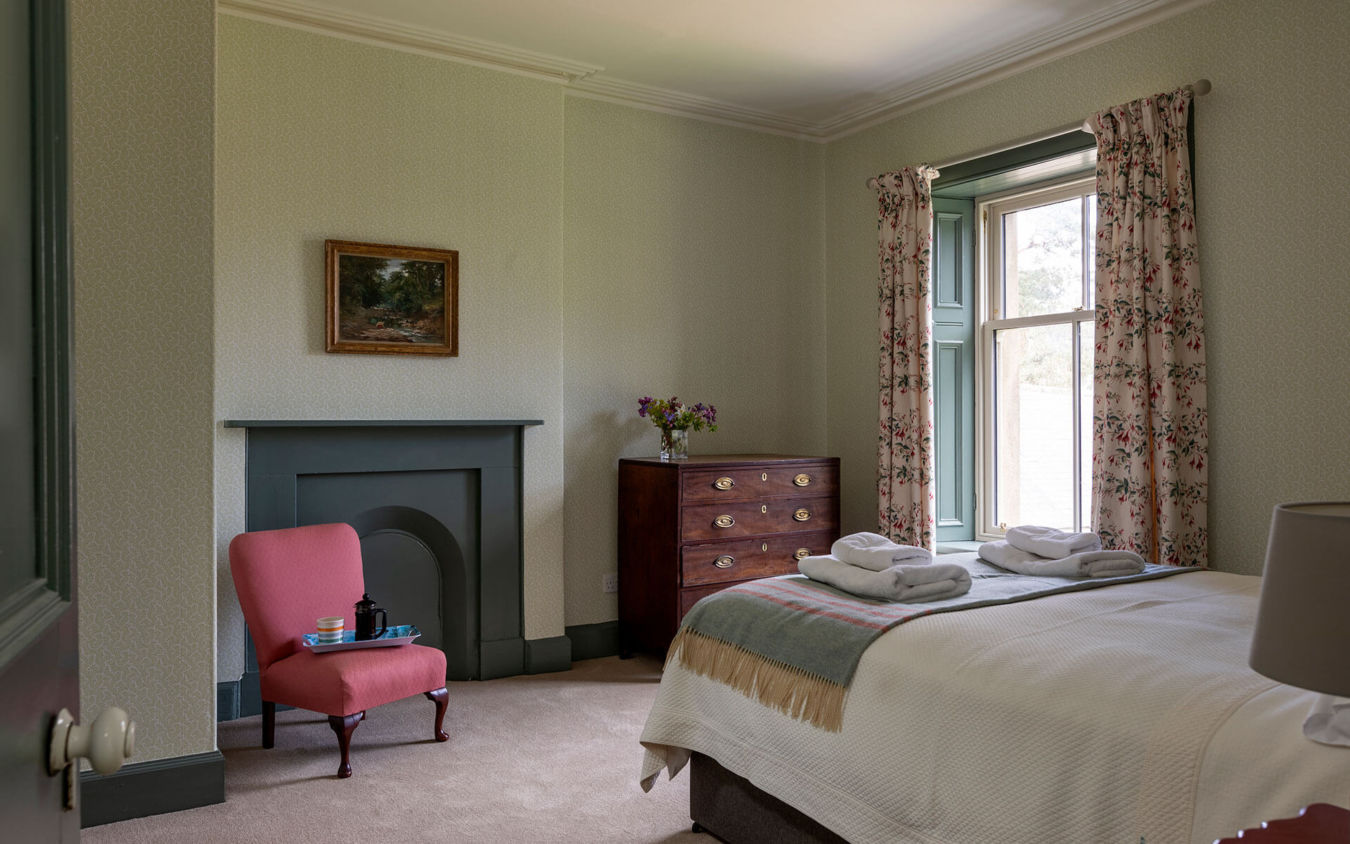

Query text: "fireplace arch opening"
[348, 505, 475, 679]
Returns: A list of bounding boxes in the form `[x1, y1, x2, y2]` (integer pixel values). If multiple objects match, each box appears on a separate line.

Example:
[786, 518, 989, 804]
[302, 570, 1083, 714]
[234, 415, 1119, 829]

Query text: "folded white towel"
[978, 540, 1144, 578]
[799, 555, 971, 602]
[1004, 525, 1101, 559]
[830, 532, 933, 571]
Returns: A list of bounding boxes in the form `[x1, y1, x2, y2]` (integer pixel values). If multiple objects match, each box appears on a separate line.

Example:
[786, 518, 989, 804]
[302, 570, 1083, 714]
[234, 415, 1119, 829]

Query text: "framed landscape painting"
[325, 239, 459, 356]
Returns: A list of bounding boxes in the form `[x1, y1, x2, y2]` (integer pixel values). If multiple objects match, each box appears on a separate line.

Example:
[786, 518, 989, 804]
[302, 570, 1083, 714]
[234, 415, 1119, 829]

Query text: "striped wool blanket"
[667, 556, 1198, 731]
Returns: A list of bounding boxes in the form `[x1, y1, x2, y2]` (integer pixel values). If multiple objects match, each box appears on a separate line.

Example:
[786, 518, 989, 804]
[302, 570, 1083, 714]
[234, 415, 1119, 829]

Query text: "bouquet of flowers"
[637, 395, 717, 459]
[637, 396, 717, 433]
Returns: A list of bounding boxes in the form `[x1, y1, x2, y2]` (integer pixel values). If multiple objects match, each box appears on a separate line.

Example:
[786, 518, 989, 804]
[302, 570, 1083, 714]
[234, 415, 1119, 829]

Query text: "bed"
[639, 554, 1350, 843]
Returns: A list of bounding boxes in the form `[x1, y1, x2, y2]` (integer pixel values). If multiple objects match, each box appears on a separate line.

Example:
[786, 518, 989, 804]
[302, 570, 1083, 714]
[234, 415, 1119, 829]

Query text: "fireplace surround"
[224, 419, 561, 718]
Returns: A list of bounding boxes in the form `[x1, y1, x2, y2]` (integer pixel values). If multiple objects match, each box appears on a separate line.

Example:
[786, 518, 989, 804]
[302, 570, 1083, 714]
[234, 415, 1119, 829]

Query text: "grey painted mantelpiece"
[225, 420, 546, 716]
[224, 419, 545, 429]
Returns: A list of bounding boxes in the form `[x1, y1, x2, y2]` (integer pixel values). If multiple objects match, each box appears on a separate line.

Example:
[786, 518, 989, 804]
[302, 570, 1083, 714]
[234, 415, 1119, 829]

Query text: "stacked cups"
[316, 616, 345, 644]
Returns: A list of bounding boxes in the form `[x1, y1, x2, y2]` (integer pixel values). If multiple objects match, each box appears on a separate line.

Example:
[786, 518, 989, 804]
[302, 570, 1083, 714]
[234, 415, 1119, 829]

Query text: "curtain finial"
[868, 165, 940, 192]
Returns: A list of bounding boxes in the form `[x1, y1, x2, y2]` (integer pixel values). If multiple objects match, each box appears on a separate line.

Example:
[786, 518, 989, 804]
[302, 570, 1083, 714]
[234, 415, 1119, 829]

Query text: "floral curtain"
[872, 167, 936, 550]
[1089, 88, 1208, 567]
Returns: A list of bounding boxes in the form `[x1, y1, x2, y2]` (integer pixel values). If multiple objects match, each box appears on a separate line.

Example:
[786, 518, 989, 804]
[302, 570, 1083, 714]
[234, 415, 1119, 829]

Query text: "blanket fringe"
[665, 627, 846, 732]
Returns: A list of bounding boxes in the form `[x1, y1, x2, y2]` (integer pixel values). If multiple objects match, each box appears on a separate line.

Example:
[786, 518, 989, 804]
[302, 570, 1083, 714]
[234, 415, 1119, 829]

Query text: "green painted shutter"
[932, 197, 975, 541]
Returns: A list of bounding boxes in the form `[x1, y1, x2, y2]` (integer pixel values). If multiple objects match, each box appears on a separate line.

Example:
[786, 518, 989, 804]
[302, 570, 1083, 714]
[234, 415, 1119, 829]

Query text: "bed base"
[689, 752, 848, 844]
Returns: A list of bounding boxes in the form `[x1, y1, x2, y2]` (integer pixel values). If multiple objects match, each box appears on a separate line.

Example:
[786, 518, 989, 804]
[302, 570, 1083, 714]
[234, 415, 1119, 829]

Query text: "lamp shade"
[1249, 502, 1350, 697]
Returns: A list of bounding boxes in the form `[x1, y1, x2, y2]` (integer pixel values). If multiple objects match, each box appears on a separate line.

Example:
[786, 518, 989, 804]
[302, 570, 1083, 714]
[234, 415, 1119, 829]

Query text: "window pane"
[1001, 197, 1084, 318]
[1078, 323, 1094, 530]
[995, 323, 1074, 530]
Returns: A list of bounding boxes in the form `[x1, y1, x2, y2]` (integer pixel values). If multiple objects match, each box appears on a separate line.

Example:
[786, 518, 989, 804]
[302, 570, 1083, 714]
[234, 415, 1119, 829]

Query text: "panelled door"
[0, 0, 80, 839]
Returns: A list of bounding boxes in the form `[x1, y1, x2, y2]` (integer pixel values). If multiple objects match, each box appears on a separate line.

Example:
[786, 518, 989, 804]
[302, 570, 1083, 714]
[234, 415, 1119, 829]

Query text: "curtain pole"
[863, 79, 1213, 189]
[864, 165, 940, 192]
[1079, 78, 1211, 133]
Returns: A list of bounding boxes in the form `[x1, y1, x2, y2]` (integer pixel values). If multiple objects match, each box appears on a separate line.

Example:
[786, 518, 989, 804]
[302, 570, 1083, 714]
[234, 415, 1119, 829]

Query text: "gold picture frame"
[325, 239, 459, 356]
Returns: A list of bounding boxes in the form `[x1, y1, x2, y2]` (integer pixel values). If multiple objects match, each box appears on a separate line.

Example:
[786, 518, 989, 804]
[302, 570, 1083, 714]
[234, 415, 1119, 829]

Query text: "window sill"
[936, 541, 982, 555]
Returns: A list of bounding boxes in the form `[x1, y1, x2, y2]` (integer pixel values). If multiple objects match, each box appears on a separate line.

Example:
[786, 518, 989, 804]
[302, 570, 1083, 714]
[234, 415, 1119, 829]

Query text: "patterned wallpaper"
[214, 16, 835, 666]
[72, 0, 217, 762]
[824, 0, 1350, 574]
[561, 97, 828, 626]
[214, 16, 567, 681]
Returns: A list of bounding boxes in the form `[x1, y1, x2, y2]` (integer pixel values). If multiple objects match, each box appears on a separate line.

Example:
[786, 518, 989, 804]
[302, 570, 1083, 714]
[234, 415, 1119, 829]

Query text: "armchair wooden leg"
[262, 701, 276, 749]
[328, 712, 363, 778]
[425, 688, 449, 742]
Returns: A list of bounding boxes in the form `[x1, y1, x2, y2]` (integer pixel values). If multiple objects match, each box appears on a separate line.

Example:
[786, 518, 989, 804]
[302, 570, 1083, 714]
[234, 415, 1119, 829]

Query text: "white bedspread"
[640, 570, 1350, 843]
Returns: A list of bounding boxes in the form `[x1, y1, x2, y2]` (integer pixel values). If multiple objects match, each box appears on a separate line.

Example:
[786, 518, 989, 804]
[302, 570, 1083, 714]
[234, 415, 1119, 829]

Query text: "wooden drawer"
[619, 454, 839, 657]
[680, 462, 838, 503]
[679, 580, 748, 620]
[681, 495, 837, 541]
[681, 530, 834, 587]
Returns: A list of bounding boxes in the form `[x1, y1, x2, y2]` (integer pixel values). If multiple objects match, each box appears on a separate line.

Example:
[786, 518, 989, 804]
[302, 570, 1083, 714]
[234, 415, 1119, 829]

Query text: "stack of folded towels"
[797, 532, 971, 602]
[978, 525, 1145, 577]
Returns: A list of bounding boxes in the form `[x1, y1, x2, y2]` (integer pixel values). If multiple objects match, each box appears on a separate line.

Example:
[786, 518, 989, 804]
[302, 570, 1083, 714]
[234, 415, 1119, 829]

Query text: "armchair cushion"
[262, 644, 447, 717]
[229, 523, 365, 673]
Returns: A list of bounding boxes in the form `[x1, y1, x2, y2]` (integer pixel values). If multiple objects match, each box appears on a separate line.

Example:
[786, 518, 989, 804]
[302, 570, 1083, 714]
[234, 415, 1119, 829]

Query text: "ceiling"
[218, 0, 1209, 140]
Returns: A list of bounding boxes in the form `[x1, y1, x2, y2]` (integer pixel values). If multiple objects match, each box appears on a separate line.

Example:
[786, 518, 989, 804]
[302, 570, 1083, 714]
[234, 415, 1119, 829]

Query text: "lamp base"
[1302, 694, 1350, 747]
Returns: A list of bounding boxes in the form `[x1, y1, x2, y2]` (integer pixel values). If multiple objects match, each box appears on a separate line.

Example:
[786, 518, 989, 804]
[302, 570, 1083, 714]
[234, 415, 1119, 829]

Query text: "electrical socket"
[602, 572, 619, 593]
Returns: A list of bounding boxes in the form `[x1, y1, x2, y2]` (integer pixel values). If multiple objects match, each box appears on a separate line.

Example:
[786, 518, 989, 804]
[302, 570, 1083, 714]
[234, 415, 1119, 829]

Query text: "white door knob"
[49, 707, 135, 776]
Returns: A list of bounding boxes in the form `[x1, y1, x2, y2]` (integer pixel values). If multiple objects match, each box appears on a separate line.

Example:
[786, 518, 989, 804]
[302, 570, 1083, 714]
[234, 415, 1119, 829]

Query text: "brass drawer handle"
[794, 547, 810, 560]
[713, 476, 734, 491]
[793, 473, 812, 487]
[793, 508, 811, 522]
[714, 555, 735, 569]
[714, 515, 735, 529]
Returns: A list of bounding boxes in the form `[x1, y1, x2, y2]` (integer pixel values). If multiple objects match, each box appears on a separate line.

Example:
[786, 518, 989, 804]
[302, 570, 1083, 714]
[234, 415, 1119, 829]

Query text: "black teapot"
[354, 593, 388, 641]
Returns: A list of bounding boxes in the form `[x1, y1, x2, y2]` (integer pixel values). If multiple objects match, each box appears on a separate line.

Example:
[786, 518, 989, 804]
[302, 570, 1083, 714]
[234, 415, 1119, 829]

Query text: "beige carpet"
[84, 656, 700, 843]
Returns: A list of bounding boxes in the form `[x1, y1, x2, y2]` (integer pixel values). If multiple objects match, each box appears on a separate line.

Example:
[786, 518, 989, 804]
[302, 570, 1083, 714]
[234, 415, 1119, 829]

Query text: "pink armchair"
[229, 522, 449, 778]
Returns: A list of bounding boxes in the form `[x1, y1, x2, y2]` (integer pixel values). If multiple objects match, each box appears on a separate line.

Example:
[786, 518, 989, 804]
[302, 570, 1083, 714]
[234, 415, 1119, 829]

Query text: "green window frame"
[929, 131, 1095, 542]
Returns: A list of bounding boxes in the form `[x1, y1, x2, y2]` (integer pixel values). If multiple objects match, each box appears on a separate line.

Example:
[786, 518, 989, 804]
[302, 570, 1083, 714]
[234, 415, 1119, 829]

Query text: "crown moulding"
[217, 0, 604, 82]
[217, 0, 1214, 143]
[563, 76, 824, 140]
[811, 0, 1217, 141]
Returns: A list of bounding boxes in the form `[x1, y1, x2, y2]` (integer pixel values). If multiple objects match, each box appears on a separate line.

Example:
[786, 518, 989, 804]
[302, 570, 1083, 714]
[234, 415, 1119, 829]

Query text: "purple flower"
[635, 393, 719, 435]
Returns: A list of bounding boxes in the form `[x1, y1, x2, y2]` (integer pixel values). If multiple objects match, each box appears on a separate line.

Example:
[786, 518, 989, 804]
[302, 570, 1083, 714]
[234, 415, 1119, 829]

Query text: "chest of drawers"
[617, 454, 840, 657]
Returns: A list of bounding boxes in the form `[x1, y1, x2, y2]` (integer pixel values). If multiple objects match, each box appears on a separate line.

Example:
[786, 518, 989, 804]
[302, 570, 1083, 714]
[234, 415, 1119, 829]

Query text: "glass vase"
[660, 427, 689, 461]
